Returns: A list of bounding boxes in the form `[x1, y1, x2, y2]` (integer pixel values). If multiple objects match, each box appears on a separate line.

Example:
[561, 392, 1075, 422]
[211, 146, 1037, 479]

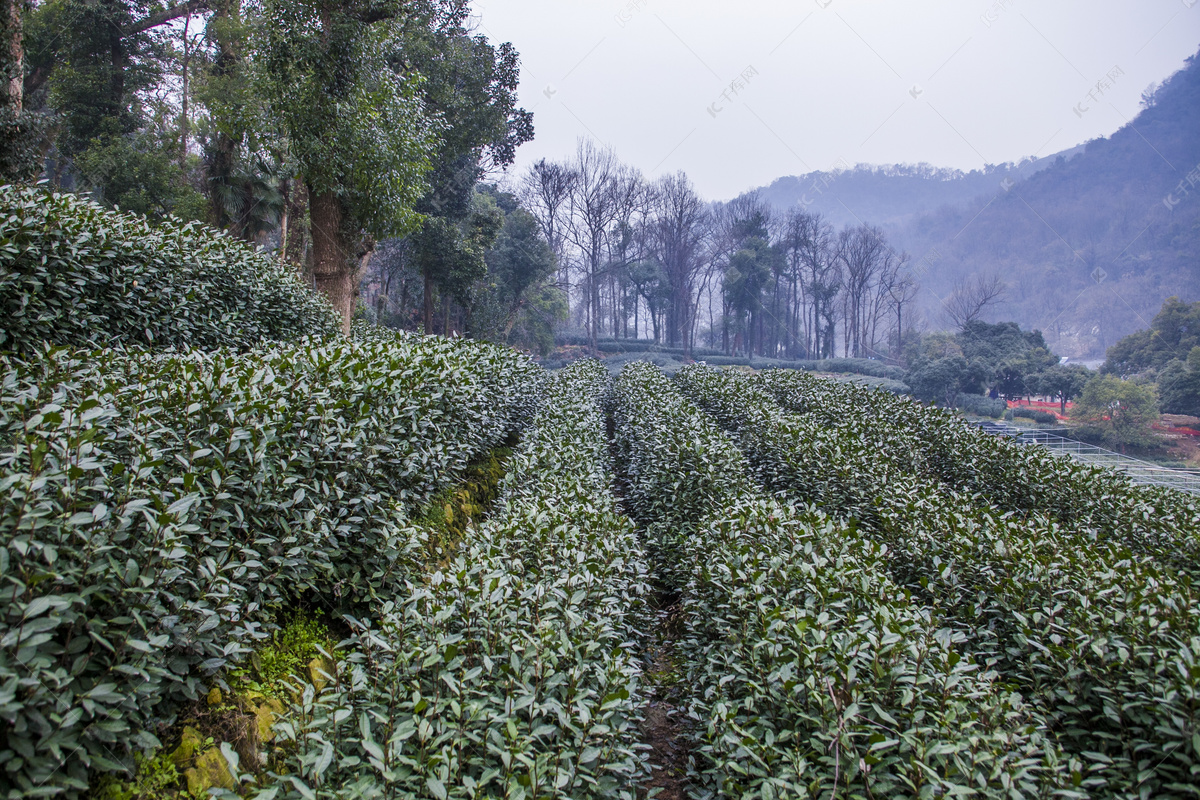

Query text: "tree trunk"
[179, 12, 191, 167]
[205, 0, 241, 230]
[2, 0, 22, 114]
[282, 179, 309, 273]
[309, 187, 355, 334]
[423, 269, 434, 334]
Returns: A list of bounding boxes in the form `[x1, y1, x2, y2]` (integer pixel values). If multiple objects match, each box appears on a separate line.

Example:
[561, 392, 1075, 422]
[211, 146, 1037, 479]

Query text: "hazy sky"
[470, 0, 1200, 200]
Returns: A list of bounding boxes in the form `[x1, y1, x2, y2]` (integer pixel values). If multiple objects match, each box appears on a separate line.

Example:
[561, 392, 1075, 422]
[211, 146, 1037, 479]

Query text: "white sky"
[471, 0, 1200, 200]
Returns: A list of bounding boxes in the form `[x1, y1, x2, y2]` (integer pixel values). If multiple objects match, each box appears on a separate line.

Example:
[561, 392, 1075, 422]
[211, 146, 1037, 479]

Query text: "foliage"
[679, 499, 1067, 798]
[1103, 296, 1200, 376]
[906, 322, 1058, 404]
[468, 186, 563, 354]
[73, 133, 209, 221]
[617, 362, 1065, 796]
[1070, 373, 1161, 449]
[0, 107, 49, 185]
[255, 0, 437, 241]
[758, 367, 1199, 555]
[1012, 408, 1059, 425]
[1030, 363, 1092, 413]
[953, 391, 1006, 418]
[678, 364, 1200, 794]
[249, 612, 337, 693]
[261, 359, 651, 798]
[610, 361, 750, 538]
[0, 185, 341, 356]
[1158, 346, 1200, 416]
[91, 750, 183, 800]
[412, 445, 511, 554]
[0, 327, 540, 796]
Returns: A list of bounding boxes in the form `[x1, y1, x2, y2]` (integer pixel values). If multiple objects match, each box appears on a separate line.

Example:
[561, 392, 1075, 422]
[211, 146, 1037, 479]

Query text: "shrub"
[262, 359, 651, 798]
[694, 364, 1200, 794]
[954, 392, 1006, 418]
[0, 328, 541, 796]
[1012, 408, 1059, 425]
[617, 364, 1063, 796]
[0, 185, 340, 356]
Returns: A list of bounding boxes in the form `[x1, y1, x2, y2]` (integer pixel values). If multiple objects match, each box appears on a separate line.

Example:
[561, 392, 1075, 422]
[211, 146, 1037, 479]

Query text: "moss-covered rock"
[251, 698, 286, 743]
[184, 748, 236, 796]
[168, 727, 204, 770]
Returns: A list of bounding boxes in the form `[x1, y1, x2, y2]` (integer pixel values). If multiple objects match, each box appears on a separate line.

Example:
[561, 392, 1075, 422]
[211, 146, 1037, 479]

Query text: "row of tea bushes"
[0, 331, 542, 797]
[677, 364, 1200, 796]
[757, 368, 1200, 558]
[262, 359, 652, 798]
[677, 499, 1069, 799]
[611, 363, 1064, 798]
[0, 186, 341, 356]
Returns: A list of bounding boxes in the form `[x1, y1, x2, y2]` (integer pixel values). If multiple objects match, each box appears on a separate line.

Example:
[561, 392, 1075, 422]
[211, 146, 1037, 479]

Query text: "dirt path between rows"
[639, 591, 691, 800]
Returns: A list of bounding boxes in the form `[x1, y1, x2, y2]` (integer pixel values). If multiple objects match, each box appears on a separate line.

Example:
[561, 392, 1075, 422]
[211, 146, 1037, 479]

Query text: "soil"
[639, 592, 691, 800]
[1158, 414, 1200, 467]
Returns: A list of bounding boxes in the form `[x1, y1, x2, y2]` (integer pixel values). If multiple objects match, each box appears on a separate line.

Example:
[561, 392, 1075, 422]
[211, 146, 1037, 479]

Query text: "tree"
[563, 139, 641, 349]
[401, 18, 533, 332]
[0, 0, 46, 182]
[1070, 373, 1161, 451]
[723, 235, 777, 357]
[904, 332, 990, 407]
[944, 272, 1006, 330]
[782, 209, 840, 358]
[1157, 346, 1200, 416]
[256, 0, 439, 331]
[647, 170, 708, 354]
[468, 186, 563, 352]
[1033, 363, 1093, 414]
[957, 320, 1059, 398]
[837, 224, 905, 358]
[1103, 297, 1200, 375]
[907, 355, 971, 408]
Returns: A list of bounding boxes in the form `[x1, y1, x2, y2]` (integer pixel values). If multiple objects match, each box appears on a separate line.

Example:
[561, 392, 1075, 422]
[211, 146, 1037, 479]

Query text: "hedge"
[0, 327, 541, 797]
[0, 185, 340, 357]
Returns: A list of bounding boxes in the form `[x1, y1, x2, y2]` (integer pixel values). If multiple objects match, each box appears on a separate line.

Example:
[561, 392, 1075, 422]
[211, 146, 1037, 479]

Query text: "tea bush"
[678, 363, 1200, 795]
[0, 329, 541, 796]
[758, 367, 1200, 558]
[954, 392, 1006, 418]
[613, 362, 1066, 797]
[261, 359, 652, 798]
[0, 185, 340, 356]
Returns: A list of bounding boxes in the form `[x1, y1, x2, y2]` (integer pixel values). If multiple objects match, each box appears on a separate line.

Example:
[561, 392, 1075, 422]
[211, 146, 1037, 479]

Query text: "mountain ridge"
[746, 49, 1200, 358]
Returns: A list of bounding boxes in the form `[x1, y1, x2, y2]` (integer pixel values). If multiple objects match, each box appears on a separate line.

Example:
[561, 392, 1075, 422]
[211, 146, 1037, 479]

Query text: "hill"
[752, 49, 1200, 358]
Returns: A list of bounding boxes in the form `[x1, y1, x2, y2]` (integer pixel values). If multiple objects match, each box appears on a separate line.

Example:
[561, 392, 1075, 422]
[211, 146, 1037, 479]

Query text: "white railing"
[973, 421, 1200, 496]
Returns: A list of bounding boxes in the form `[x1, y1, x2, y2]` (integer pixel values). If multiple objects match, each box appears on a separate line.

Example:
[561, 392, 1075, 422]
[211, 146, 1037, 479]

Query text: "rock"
[184, 747, 236, 795]
[206, 686, 223, 707]
[170, 726, 204, 768]
[253, 698, 286, 743]
[307, 656, 336, 693]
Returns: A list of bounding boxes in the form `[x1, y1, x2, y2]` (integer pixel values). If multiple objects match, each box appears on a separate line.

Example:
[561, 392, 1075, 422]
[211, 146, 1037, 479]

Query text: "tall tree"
[399, 10, 533, 333]
[257, 0, 438, 331]
[0, 0, 43, 181]
[564, 139, 638, 349]
[648, 171, 708, 354]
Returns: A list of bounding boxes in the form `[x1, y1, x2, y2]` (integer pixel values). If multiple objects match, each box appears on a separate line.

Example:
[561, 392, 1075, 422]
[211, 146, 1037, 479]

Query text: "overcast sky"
[470, 0, 1200, 201]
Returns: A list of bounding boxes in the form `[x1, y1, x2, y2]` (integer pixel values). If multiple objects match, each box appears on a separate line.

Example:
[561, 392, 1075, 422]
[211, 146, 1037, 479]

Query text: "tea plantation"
[2, 189, 1199, 798]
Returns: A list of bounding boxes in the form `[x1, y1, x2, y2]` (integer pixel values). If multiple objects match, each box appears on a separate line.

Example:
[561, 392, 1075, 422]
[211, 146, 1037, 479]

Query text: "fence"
[973, 421, 1200, 496]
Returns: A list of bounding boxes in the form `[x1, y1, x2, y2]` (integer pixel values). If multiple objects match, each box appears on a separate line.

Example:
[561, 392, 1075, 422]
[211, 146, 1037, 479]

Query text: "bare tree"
[885, 270, 919, 361]
[944, 272, 1006, 330]
[647, 171, 710, 354]
[837, 225, 890, 357]
[562, 139, 638, 348]
[780, 209, 839, 358]
[520, 159, 576, 279]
